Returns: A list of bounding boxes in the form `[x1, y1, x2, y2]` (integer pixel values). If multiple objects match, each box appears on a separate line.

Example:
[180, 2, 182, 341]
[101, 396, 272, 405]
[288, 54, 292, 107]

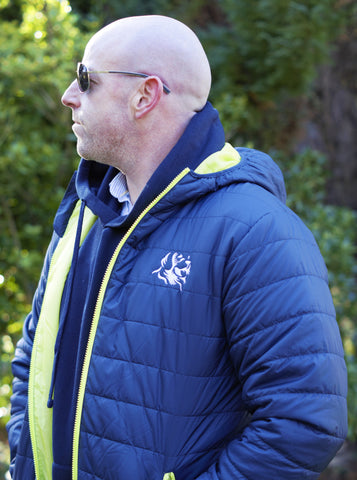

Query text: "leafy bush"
[0, 0, 91, 434]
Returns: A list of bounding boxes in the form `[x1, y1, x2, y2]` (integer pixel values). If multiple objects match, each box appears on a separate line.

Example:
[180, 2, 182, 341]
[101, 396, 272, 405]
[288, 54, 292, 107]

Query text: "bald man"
[7, 15, 347, 480]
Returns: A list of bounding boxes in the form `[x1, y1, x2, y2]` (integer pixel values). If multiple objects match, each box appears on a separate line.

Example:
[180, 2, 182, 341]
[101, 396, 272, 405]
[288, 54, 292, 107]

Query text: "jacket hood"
[233, 147, 286, 203]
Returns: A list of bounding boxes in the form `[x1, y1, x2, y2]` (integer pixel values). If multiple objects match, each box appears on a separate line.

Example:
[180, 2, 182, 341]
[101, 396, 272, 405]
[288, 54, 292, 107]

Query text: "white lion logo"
[152, 252, 191, 291]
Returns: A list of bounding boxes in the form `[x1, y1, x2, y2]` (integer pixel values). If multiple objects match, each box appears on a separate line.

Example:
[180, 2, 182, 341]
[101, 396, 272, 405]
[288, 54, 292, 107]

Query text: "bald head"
[62, 15, 213, 200]
[85, 15, 212, 112]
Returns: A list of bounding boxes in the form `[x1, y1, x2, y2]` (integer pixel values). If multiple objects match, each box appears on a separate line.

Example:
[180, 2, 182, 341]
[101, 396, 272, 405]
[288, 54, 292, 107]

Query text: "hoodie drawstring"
[47, 201, 86, 408]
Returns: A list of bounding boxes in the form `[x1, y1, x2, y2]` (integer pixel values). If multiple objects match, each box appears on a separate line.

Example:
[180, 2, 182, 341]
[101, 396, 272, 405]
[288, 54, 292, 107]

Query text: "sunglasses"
[76, 63, 171, 94]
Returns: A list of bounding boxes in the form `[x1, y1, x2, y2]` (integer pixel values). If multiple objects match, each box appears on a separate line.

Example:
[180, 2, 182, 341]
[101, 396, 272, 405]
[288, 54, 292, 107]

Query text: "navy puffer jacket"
[7, 103, 347, 479]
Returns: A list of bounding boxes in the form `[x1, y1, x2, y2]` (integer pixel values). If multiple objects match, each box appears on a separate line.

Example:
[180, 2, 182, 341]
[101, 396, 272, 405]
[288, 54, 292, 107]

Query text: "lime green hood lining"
[194, 143, 241, 174]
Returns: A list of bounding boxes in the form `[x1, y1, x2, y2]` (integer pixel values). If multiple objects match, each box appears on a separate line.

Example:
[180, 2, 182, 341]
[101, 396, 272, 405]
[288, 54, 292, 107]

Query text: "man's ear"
[133, 76, 163, 119]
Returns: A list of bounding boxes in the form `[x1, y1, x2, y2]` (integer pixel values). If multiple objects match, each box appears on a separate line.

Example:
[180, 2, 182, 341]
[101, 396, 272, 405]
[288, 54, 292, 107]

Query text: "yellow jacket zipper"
[72, 168, 190, 479]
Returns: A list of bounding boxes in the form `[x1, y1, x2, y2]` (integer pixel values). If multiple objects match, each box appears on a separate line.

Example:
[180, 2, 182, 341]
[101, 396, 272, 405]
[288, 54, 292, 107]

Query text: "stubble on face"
[73, 69, 136, 171]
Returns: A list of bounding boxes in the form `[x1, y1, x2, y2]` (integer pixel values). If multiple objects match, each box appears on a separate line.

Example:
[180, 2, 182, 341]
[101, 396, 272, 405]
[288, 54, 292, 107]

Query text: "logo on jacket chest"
[152, 252, 191, 291]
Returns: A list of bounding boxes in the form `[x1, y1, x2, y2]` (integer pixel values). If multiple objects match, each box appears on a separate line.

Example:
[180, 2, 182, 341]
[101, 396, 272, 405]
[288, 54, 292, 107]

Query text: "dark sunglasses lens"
[77, 64, 89, 92]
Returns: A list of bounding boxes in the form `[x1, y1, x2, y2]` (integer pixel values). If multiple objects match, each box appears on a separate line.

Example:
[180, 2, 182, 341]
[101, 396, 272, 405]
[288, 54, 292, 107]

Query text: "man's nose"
[61, 80, 81, 109]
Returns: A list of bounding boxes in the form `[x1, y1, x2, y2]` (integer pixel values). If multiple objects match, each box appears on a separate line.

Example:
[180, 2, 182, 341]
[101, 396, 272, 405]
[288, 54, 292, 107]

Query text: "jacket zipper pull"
[163, 473, 175, 480]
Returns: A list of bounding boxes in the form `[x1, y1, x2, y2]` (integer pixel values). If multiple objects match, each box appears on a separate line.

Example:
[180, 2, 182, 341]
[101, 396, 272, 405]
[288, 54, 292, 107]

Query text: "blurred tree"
[0, 0, 23, 22]
[203, 0, 348, 149]
[298, 1, 357, 209]
[0, 0, 90, 437]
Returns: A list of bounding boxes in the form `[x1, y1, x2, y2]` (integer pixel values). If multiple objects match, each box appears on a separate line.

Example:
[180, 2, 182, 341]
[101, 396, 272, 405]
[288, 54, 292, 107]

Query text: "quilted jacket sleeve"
[6, 232, 60, 474]
[196, 208, 348, 480]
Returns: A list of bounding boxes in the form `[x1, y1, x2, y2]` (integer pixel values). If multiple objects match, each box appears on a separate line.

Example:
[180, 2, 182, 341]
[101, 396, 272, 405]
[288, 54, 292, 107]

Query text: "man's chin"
[76, 145, 91, 161]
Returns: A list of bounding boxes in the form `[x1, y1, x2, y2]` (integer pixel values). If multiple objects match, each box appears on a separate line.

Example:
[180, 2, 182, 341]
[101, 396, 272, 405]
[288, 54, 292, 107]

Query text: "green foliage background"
[1, 0, 356, 474]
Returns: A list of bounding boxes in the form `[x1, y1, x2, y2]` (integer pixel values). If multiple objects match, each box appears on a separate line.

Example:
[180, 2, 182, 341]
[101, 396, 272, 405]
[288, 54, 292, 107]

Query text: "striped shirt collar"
[109, 172, 133, 216]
